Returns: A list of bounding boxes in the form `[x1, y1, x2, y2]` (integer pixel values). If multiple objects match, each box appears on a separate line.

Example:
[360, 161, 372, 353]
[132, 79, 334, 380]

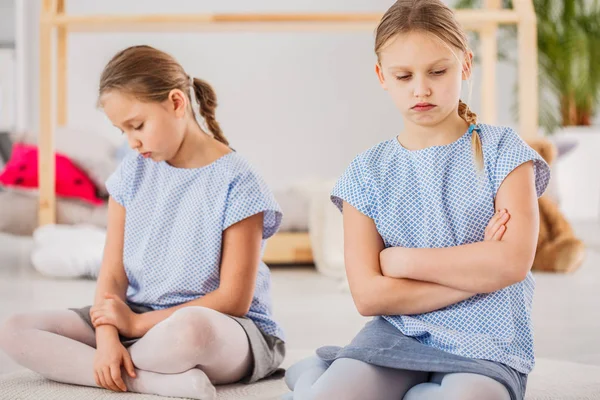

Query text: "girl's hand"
[91, 293, 140, 338]
[484, 209, 511, 241]
[93, 337, 136, 392]
[379, 247, 410, 278]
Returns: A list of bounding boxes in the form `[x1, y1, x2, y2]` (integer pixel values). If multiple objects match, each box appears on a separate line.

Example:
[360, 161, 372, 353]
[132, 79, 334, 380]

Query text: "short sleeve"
[493, 127, 551, 198]
[331, 155, 374, 218]
[105, 152, 137, 207]
[223, 169, 282, 239]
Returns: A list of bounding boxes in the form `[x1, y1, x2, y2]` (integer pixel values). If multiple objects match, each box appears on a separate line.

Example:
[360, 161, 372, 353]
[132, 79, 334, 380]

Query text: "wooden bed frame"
[38, 0, 538, 264]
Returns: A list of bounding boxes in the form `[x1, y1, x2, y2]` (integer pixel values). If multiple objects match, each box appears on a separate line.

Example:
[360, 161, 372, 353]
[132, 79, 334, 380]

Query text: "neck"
[398, 112, 470, 151]
[167, 118, 230, 169]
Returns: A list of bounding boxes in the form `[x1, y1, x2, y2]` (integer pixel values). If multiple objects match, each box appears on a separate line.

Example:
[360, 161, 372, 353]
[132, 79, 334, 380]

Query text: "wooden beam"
[37, 2, 538, 235]
[51, 22, 377, 33]
[514, 0, 538, 137]
[39, 0, 56, 226]
[41, 10, 522, 32]
[480, 0, 502, 124]
[56, 0, 67, 126]
[263, 232, 313, 265]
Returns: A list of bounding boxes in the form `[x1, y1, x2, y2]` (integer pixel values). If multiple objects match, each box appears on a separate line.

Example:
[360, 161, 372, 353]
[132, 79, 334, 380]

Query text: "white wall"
[0, 0, 15, 43]
[0, 0, 15, 131]
[21, 0, 524, 190]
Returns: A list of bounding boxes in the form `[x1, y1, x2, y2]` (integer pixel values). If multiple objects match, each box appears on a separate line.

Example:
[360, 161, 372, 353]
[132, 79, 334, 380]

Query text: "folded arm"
[342, 201, 476, 317]
[380, 162, 539, 293]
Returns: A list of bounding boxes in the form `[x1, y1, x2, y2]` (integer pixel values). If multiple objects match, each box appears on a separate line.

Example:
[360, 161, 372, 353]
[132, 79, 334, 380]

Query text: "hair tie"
[468, 124, 480, 134]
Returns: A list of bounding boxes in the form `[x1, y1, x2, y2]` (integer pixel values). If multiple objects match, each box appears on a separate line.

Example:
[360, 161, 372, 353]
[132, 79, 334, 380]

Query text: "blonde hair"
[99, 45, 229, 146]
[375, 0, 483, 170]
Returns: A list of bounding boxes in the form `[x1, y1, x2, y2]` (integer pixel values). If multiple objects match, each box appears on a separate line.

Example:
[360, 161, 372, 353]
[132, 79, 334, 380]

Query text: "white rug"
[1, 358, 600, 400]
[0, 371, 288, 400]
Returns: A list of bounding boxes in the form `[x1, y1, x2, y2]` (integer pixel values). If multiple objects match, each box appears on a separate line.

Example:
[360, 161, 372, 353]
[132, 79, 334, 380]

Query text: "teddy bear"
[525, 137, 586, 273]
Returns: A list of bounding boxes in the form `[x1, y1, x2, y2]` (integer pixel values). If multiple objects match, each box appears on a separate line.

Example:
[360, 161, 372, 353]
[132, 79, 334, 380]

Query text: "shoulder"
[478, 124, 551, 197]
[331, 139, 396, 213]
[349, 139, 398, 177]
[221, 152, 261, 183]
[105, 150, 146, 206]
[477, 124, 525, 152]
[219, 152, 273, 196]
[120, 150, 144, 171]
[108, 150, 147, 184]
[360, 139, 398, 165]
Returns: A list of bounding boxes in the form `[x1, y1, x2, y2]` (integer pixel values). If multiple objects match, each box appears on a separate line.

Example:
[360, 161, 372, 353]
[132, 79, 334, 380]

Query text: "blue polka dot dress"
[318, 124, 550, 400]
[105, 151, 285, 340]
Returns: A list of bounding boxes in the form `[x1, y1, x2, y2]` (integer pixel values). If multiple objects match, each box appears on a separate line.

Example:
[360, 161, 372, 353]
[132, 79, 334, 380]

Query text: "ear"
[462, 51, 474, 80]
[168, 89, 188, 118]
[375, 63, 388, 90]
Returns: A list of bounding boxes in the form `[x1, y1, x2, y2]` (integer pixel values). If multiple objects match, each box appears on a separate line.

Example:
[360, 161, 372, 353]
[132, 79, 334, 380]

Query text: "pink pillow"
[0, 143, 104, 206]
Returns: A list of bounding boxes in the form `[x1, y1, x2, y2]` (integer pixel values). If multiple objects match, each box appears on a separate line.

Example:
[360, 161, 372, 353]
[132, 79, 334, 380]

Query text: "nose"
[126, 133, 141, 150]
[413, 75, 431, 99]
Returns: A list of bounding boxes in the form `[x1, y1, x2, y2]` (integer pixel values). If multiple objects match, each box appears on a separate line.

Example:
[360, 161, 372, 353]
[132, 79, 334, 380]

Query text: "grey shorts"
[70, 304, 285, 383]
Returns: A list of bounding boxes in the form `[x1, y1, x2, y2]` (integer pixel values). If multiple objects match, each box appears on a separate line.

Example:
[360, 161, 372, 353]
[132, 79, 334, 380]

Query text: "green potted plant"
[455, 0, 600, 133]
[456, 0, 600, 221]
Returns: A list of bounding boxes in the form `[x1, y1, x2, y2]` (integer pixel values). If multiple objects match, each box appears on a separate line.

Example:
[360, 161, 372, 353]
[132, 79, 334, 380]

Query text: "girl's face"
[101, 89, 188, 162]
[375, 31, 472, 129]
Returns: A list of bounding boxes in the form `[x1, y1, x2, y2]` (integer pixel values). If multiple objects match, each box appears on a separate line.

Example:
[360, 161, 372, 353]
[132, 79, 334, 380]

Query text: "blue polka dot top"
[106, 151, 284, 339]
[331, 124, 550, 373]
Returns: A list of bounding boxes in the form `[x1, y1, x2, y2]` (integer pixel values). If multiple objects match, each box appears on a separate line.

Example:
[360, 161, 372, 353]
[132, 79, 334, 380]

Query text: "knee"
[290, 370, 355, 400]
[166, 307, 221, 352]
[0, 314, 30, 349]
[436, 374, 510, 400]
[285, 356, 328, 391]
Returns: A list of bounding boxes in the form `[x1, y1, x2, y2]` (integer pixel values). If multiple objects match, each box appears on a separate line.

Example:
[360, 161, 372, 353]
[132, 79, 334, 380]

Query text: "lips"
[412, 103, 436, 111]
[141, 152, 152, 158]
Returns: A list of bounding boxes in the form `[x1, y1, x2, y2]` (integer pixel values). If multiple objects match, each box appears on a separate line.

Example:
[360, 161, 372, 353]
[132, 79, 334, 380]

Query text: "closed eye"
[134, 123, 144, 131]
[395, 69, 447, 81]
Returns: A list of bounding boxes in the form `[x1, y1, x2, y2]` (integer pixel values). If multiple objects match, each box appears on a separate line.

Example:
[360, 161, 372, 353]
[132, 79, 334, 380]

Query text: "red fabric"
[0, 143, 104, 206]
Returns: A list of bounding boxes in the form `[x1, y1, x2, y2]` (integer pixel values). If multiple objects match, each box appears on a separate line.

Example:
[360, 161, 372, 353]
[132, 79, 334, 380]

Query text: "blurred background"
[0, 1, 599, 399]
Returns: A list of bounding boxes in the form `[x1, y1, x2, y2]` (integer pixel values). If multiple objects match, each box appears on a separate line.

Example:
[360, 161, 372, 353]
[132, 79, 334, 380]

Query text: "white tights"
[0, 306, 252, 399]
[284, 356, 511, 400]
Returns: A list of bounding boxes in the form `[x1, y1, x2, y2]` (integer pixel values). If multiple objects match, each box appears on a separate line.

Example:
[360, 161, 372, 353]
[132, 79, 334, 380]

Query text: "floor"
[1, 221, 600, 377]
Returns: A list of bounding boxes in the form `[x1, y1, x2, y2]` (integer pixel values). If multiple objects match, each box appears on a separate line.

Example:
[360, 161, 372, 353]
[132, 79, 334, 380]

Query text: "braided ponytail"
[191, 77, 229, 146]
[458, 100, 483, 171]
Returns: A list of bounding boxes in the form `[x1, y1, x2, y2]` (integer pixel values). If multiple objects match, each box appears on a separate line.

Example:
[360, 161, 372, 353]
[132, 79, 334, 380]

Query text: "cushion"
[12, 127, 124, 198]
[0, 143, 104, 206]
[53, 126, 122, 198]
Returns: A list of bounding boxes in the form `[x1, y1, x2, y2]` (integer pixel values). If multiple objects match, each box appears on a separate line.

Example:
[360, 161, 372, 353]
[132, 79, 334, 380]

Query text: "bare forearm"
[94, 274, 127, 306]
[134, 289, 246, 337]
[381, 242, 528, 293]
[93, 270, 128, 343]
[354, 274, 475, 316]
[95, 324, 120, 344]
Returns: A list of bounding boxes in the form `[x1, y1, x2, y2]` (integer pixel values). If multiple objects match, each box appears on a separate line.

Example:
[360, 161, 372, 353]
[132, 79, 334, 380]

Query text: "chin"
[410, 117, 442, 128]
[145, 153, 160, 162]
